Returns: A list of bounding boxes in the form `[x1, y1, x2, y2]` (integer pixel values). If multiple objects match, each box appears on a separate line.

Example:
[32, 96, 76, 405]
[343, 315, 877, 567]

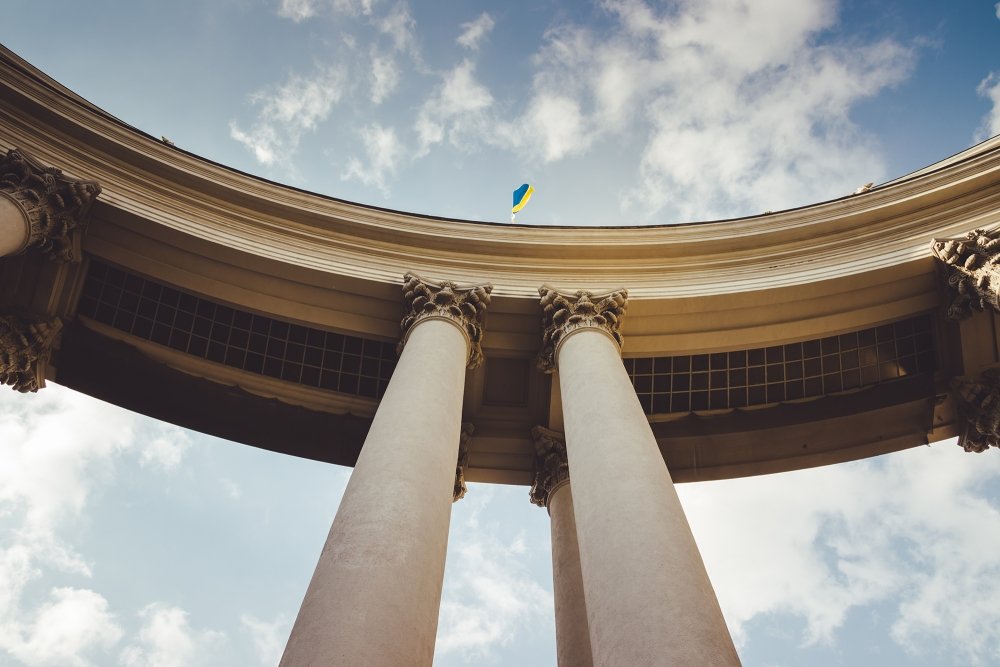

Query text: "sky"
[1, 1, 1000, 666]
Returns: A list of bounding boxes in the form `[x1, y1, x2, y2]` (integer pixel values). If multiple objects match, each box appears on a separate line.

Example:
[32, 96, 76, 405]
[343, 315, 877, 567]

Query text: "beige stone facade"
[3, 44, 1000, 665]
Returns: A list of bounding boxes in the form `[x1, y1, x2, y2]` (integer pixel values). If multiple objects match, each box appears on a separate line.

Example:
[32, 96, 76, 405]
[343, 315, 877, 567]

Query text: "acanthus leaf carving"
[399, 273, 493, 369]
[0, 315, 62, 393]
[953, 368, 1000, 453]
[537, 286, 628, 372]
[453, 423, 474, 502]
[0, 148, 101, 262]
[930, 228, 1000, 320]
[529, 425, 570, 509]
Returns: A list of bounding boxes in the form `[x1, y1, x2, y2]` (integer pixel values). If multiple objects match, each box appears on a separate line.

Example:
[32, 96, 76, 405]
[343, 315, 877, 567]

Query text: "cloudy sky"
[1, 1, 1000, 665]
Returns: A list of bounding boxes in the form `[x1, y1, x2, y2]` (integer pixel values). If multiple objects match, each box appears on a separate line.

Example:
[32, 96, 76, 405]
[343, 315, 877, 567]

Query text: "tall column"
[0, 148, 100, 261]
[538, 286, 741, 667]
[0, 315, 62, 392]
[529, 426, 593, 667]
[280, 274, 492, 667]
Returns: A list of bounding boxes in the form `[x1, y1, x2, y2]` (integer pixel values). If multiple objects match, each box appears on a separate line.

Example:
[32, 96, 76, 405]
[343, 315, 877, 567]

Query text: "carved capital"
[953, 368, 1000, 453]
[930, 229, 1000, 320]
[453, 423, 474, 502]
[0, 148, 100, 262]
[399, 273, 493, 369]
[0, 315, 62, 392]
[537, 286, 628, 372]
[529, 426, 570, 509]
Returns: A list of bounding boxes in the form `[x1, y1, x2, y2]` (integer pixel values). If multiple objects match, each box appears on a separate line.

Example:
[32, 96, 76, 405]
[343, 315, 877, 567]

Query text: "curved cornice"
[2, 45, 1000, 303]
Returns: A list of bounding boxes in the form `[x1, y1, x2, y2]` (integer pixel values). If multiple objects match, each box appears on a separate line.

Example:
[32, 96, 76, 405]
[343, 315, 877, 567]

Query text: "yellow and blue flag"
[511, 183, 534, 221]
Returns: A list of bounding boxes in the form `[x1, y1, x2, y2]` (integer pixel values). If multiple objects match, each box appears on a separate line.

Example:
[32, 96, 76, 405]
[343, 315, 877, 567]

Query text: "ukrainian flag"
[512, 183, 534, 216]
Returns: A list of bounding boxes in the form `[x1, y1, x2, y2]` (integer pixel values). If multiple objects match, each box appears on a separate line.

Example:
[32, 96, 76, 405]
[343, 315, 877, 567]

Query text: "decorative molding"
[399, 273, 493, 369]
[953, 368, 1000, 452]
[529, 426, 570, 509]
[0, 315, 62, 392]
[453, 423, 474, 502]
[0, 148, 100, 262]
[930, 228, 1000, 320]
[537, 286, 628, 372]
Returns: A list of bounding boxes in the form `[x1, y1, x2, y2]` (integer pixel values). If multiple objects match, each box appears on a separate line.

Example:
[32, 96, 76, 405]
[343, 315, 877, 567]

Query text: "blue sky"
[1, 1, 1000, 665]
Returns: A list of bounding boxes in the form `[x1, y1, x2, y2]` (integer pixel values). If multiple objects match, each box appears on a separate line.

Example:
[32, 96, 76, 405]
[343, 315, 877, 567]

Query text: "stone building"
[2, 45, 999, 665]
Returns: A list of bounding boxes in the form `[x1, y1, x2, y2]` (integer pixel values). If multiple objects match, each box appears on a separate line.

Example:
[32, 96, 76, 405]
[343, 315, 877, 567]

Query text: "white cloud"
[219, 477, 242, 500]
[378, 2, 418, 55]
[500, 0, 915, 220]
[436, 486, 553, 661]
[230, 67, 346, 166]
[342, 123, 404, 193]
[414, 60, 494, 156]
[677, 442, 1000, 662]
[457, 13, 495, 51]
[976, 72, 1000, 141]
[139, 433, 191, 472]
[996, 2, 1000, 20]
[369, 49, 400, 104]
[240, 613, 289, 666]
[120, 604, 224, 667]
[276, 0, 317, 22]
[0, 587, 122, 667]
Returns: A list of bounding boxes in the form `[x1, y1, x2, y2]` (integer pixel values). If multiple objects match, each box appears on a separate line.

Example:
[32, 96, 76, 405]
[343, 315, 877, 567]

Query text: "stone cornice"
[0, 315, 62, 392]
[3, 46, 1000, 300]
[399, 273, 492, 369]
[953, 368, 1000, 453]
[930, 228, 1000, 319]
[0, 148, 100, 261]
[537, 286, 627, 372]
[529, 426, 570, 509]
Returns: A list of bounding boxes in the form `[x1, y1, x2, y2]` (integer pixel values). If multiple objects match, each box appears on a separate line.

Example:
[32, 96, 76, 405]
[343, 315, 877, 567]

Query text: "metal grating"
[625, 315, 936, 415]
[77, 261, 396, 399]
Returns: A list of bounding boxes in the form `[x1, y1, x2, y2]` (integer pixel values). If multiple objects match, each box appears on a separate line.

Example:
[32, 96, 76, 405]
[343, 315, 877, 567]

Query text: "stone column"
[280, 274, 491, 667]
[529, 425, 593, 667]
[0, 148, 100, 261]
[0, 315, 62, 392]
[538, 286, 741, 667]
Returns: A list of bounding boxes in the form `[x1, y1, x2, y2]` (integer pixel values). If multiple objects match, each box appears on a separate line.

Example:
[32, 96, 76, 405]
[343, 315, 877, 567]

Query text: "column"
[538, 286, 741, 666]
[0, 148, 100, 260]
[280, 274, 492, 667]
[529, 425, 593, 667]
[0, 315, 62, 392]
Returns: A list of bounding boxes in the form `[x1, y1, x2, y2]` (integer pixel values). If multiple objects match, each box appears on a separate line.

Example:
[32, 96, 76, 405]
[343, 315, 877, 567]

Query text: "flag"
[512, 183, 534, 220]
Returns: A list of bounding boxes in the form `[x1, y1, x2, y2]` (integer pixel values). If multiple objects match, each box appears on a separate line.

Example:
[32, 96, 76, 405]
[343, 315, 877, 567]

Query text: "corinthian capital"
[0, 315, 62, 392]
[529, 426, 570, 509]
[399, 273, 493, 369]
[930, 229, 1000, 320]
[537, 286, 628, 372]
[453, 423, 474, 502]
[0, 149, 100, 262]
[953, 368, 1000, 453]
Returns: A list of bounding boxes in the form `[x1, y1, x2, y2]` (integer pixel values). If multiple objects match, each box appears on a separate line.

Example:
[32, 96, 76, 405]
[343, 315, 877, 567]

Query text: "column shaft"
[0, 194, 28, 256]
[280, 318, 468, 666]
[547, 483, 594, 667]
[558, 329, 740, 666]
